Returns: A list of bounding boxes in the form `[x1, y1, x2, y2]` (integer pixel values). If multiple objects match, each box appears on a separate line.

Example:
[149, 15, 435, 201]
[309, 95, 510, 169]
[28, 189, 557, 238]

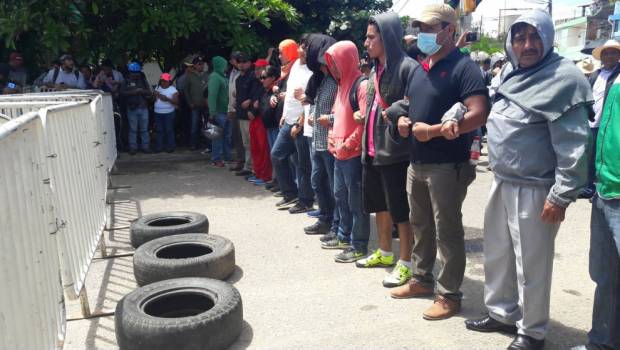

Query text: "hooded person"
[304, 34, 337, 105]
[324, 40, 371, 261]
[353, 11, 419, 290]
[270, 37, 315, 213]
[464, 10, 592, 350]
[208, 56, 232, 167]
[278, 39, 299, 81]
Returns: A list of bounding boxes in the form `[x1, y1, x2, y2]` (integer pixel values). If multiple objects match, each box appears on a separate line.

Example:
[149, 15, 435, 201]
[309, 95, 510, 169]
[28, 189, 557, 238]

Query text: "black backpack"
[52, 67, 80, 84]
[349, 76, 368, 112]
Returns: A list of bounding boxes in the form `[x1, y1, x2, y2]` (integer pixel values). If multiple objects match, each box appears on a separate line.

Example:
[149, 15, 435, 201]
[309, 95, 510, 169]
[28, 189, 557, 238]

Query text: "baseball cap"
[192, 56, 205, 65]
[9, 52, 23, 61]
[254, 59, 269, 68]
[160, 73, 172, 82]
[412, 4, 457, 28]
[60, 54, 74, 61]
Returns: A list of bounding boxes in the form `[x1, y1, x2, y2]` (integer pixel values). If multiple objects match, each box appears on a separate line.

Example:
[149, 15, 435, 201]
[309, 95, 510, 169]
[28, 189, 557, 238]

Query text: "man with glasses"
[388, 4, 489, 320]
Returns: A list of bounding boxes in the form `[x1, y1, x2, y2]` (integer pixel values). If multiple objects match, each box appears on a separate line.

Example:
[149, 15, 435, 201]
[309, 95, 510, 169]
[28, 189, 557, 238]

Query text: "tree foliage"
[0, 0, 391, 74]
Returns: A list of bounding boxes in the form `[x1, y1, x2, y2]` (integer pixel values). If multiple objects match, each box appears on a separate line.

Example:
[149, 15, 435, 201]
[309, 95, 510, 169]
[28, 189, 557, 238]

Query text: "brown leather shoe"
[422, 295, 461, 320]
[390, 280, 434, 299]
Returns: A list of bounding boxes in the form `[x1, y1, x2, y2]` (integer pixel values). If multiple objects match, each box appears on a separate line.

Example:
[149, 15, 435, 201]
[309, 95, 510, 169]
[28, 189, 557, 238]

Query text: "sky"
[393, 0, 595, 35]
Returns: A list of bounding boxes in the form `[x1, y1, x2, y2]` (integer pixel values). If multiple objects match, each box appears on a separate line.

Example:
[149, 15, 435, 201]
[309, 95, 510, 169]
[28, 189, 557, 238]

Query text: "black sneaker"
[270, 186, 280, 193]
[276, 197, 297, 207]
[265, 182, 275, 190]
[304, 221, 331, 235]
[235, 170, 252, 176]
[320, 231, 337, 242]
[335, 248, 367, 263]
[273, 191, 284, 197]
[289, 202, 312, 214]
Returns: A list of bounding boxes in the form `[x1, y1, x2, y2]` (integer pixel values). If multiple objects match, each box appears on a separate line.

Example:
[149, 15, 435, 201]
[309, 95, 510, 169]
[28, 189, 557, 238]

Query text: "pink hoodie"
[325, 41, 368, 161]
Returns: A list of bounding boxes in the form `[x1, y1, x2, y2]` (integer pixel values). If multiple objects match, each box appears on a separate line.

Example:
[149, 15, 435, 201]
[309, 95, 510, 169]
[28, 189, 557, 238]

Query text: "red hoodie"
[325, 41, 368, 161]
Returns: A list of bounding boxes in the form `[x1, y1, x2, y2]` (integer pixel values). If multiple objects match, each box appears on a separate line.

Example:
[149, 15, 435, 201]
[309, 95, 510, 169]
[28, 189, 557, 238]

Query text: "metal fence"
[0, 91, 117, 349]
[0, 113, 66, 350]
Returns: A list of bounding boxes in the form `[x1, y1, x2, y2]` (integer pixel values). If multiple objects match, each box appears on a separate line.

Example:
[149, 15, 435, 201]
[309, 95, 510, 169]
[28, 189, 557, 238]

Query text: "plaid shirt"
[310, 75, 338, 151]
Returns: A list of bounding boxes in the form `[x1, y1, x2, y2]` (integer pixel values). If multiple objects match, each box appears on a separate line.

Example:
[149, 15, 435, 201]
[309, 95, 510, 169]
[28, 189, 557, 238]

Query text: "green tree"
[0, 0, 297, 73]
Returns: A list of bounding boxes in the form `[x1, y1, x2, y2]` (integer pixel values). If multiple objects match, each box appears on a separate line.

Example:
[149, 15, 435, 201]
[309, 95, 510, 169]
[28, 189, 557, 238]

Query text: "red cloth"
[249, 117, 272, 181]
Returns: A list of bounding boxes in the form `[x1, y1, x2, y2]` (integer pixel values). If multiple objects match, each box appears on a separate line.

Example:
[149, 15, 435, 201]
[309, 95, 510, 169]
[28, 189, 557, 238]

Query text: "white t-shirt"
[154, 85, 178, 114]
[591, 69, 614, 128]
[303, 104, 313, 137]
[42, 68, 86, 89]
[283, 60, 313, 125]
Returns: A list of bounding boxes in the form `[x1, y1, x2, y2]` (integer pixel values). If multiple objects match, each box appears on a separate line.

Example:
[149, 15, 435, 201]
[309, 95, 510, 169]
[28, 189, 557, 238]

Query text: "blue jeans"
[190, 107, 205, 148]
[271, 124, 298, 200]
[267, 128, 279, 150]
[334, 156, 369, 251]
[127, 107, 150, 151]
[270, 124, 313, 205]
[154, 112, 175, 152]
[294, 135, 314, 206]
[211, 113, 232, 161]
[311, 148, 339, 231]
[588, 195, 620, 349]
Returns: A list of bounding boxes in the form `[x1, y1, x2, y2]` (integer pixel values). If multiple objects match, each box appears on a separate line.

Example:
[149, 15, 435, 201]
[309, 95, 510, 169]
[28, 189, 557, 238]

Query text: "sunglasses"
[259, 75, 271, 80]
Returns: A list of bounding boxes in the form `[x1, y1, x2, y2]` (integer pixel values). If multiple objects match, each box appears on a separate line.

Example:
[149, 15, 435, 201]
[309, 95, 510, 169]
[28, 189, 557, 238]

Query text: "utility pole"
[548, 0, 553, 16]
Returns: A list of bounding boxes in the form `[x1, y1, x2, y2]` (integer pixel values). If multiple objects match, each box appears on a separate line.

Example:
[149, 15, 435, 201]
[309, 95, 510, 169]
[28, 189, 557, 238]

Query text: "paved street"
[64, 150, 595, 349]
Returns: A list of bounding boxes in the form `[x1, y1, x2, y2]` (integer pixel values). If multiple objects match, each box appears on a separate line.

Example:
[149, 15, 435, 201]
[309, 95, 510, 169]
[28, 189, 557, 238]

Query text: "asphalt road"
[64, 150, 595, 350]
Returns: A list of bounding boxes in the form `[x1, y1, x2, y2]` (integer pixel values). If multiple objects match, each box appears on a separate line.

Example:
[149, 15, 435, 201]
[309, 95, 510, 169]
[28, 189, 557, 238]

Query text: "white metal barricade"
[0, 113, 66, 350]
[41, 102, 108, 299]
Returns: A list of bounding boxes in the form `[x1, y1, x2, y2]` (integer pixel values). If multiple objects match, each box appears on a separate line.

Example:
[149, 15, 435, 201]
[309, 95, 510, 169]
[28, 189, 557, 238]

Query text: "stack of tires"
[115, 212, 243, 350]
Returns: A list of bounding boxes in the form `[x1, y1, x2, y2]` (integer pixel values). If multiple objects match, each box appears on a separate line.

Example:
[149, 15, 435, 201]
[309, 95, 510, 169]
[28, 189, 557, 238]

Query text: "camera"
[466, 32, 479, 42]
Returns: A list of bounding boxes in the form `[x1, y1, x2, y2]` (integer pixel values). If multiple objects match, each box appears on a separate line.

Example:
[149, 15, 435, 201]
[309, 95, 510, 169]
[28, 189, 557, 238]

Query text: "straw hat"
[592, 39, 620, 60]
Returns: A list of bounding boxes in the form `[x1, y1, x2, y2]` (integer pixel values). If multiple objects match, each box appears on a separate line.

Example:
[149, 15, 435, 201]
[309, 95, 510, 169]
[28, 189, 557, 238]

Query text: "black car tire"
[115, 278, 242, 350]
[133, 234, 235, 286]
[130, 211, 209, 248]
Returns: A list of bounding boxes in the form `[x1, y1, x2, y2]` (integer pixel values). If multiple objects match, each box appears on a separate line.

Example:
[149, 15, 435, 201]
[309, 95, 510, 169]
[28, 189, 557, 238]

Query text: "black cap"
[192, 56, 204, 65]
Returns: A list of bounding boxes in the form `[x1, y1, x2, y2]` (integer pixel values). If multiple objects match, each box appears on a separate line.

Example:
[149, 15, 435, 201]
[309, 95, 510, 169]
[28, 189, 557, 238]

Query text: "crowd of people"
[1, 4, 619, 350]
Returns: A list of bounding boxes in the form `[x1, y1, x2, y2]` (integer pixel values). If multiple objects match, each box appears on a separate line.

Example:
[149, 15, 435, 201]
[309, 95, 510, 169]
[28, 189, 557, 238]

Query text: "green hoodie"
[207, 56, 229, 114]
[596, 75, 620, 199]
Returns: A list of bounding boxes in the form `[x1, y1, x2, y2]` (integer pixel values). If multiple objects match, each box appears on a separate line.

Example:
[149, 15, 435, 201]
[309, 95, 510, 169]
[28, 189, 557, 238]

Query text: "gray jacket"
[488, 10, 591, 207]
[362, 11, 418, 166]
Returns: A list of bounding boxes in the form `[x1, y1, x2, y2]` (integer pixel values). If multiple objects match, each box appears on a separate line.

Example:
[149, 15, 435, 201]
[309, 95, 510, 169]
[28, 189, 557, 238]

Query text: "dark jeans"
[311, 148, 339, 231]
[270, 124, 313, 205]
[154, 111, 175, 152]
[587, 127, 599, 191]
[334, 156, 369, 251]
[588, 195, 620, 349]
[190, 107, 206, 148]
[211, 113, 232, 161]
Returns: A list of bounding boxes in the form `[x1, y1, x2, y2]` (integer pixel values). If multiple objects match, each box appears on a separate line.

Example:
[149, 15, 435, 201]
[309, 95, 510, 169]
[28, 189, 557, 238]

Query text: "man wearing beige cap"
[580, 40, 620, 199]
[387, 3, 489, 320]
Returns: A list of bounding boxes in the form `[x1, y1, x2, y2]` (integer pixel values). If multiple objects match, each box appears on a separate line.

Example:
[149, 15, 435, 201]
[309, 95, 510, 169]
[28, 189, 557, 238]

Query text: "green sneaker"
[355, 249, 395, 268]
[334, 248, 367, 263]
[382, 262, 413, 288]
[321, 238, 351, 250]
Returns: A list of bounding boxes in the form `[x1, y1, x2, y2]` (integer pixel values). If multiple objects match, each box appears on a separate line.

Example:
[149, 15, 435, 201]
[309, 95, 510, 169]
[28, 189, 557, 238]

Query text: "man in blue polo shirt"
[388, 4, 490, 321]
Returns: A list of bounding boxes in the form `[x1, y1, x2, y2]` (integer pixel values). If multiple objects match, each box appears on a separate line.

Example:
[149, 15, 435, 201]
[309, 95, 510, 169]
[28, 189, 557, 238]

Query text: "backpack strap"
[52, 67, 80, 84]
[52, 67, 60, 84]
[349, 76, 368, 112]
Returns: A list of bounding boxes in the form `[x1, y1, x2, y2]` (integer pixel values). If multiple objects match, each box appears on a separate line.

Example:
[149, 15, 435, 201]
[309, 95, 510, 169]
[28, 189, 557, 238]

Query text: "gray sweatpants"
[483, 178, 560, 340]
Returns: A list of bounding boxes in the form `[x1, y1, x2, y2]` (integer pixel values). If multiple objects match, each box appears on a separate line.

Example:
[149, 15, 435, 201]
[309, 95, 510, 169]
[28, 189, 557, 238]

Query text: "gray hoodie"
[362, 11, 419, 166]
[488, 10, 592, 207]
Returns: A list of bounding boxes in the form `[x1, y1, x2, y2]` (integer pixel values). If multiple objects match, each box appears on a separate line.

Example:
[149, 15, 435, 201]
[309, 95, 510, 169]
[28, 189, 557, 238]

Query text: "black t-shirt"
[407, 49, 488, 164]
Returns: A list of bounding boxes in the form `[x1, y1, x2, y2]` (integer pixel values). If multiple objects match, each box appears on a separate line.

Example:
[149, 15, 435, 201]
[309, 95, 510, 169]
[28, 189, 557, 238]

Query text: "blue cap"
[127, 62, 141, 72]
